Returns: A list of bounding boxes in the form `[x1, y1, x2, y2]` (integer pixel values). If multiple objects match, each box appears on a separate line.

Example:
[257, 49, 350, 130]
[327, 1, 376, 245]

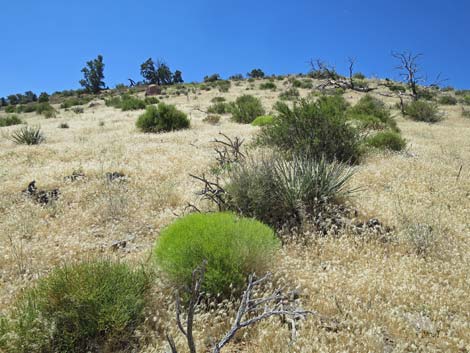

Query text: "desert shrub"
[154, 212, 279, 298]
[259, 97, 361, 163]
[438, 95, 457, 105]
[247, 69, 265, 79]
[5, 105, 15, 113]
[35, 102, 56, 117]
[404, 100, 442, 123]
[105, 94, 147, 111]
[207, 102, 230, 114]
[16, 104, 36, 113]
[348, 95, 398, 131]
[225, 154, 356, 227]
[211, 96, 226, 103]
[462, 108, 470, 118]
[38, 92, 49, 103]
[136, 103, 189, 133]
[366, 131, 406, 151]
[387, 82, 407, 93]
[216, 80, 231, 92]
[353, 72, 366, 80]
[417, 88, 436, 101]
[0, 115, 22, 127]
[58, 122, 70, 129]
[72, 106, 84, 114]
[229, 74, 244, 81]
[144, 96, 159, 105]
[204, 74, 221, 83]
[279, 87, 300, 101]
[461, 95, 470, 105]
[10, 126, 45, 145]
[203, 114, 221, 125]
[230, 95, 265, 123]
[0, 261, 150, 353]
[251, 115, 274, 126]
[259, 81, 277, 90]
[60, 97, 91, 109]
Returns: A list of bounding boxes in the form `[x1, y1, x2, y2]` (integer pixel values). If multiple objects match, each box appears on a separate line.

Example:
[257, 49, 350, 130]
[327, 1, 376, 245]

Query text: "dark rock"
[145, 84, 162, 96]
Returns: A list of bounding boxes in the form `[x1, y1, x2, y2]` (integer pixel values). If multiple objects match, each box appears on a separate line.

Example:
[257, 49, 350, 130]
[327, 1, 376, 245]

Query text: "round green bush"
[0, 261, 150, 353]
[230, 95, 265, 123]
[366, 131, 406, 151]
[252, 115, 274, 127]
[136, 103, 190, 132]
[154, 212, 279, 297]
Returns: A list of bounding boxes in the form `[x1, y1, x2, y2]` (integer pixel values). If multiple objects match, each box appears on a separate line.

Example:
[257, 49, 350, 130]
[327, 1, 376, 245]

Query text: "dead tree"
[213, 133, 245, 169]
[391, 51, 428, 101]
[167, 264, 315, 353]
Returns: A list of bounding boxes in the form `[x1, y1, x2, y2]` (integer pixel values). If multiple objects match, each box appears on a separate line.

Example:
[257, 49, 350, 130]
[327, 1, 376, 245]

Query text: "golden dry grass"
[0, 78, 469, 352]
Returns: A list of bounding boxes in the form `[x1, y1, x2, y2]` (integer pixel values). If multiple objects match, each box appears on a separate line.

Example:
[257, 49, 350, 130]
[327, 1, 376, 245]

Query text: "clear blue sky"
[1, 0, 469, 97]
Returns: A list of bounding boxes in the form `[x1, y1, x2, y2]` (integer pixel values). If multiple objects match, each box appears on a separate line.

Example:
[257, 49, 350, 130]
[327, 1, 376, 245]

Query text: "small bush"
[154, 212, 279, 298]
[105, 94, 147, 111]
[461, 94, 470, 105]
[5, 105, 15, 113]
[216, 80, 231, 92]
[211, 96, 226, 103]
[366, 131, 406, 151]
[144, 96, 159, 105]
[225, 154, 356, 227]
[251, 115, 274, 126]
[348, 95, 398, 131]
[35, 102, 56, 118]
[462, 108, 470, 118]
[404, 100, 442, 123]
[259, 81, 277, 90]
[207, 102, 230, 114]
[231, 95, 265, 124]
[0, 261, 150, 353]
[60, 97, 91, 109]
[279, 87, 300, 101]
[10, 126, 45, 145]
[259, 97, 361, 163]
[58, 122, 70, 129]
[203, 114, 221, 125]
[0, 115, 22, 127]
[438, 95, 458, 105]
[72, 106, 84, 114]
[136, 103, 189, 133]
[204, 74, 221, 83]
[353, 72, 366, 80]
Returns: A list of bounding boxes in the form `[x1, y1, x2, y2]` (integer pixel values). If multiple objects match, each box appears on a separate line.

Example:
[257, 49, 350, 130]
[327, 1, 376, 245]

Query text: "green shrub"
[203, 114, 221, 124]
[207, 102, 230, 114]
[387, 82, 407, 93]
[225, 154, 356, 227]
[462, 108, 470, 118]
[438, 95, 458, 105]
[279, 87, 300, 101]
[259, 97, 361, 163]
[72, 106, 84, 114]
[38, 92, 49, 103]
[5, 105, 15, 113]
[353, 72, 366, 80]
[0, 261, 150, 353]
[35, 102, 56, 118]
[259, 81, 277, 90]
[16, 104, 36, 113]
[404, 100, 442, 123]
[105, 94, 147, 111]
[58, 122, 70, 129]
[0, 115, 22, 127]
[136, 103, 189, 133]
[60, 97, 91, 109]
[144, 96, 159, 105]
[204, 74, 221, 83]
[461, 95, 470, 105]
[366, 131, 406, 151]
[10, 126, 45, 145]
[348, 95, 398, 131]
[211, 96, 226, 103]
[230, 95, 265, 123]
[105, 96, 122, 108]
[154, 212, 279, 297]
[251, 115, 274, 126]
[216, 80, 231, 92]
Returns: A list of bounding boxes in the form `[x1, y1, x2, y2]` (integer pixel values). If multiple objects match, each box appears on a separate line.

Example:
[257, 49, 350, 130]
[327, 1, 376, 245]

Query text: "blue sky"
[1, 0, 469, 97]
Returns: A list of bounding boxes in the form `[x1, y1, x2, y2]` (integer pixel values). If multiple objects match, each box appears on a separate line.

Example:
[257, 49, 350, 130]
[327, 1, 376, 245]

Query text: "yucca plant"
[10, 126, 45, 145]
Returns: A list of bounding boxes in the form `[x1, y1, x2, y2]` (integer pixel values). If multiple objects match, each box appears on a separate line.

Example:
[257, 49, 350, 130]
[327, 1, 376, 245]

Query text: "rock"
[145, 84, 162, 96]
[105, 172, 126, 182]
[22, 181, 60, 205]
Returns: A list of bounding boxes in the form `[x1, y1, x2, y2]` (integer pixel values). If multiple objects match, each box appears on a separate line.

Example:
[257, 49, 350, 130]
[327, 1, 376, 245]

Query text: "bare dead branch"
[189, 173, 226, 211]
[213, 133, 245, 169]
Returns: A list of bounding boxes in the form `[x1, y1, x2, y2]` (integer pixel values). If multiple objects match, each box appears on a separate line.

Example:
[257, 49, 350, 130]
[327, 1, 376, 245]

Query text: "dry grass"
[1, 78, 470, 352]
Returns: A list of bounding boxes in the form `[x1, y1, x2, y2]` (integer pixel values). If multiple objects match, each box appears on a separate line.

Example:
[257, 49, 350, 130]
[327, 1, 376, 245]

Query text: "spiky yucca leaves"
[10, 125, 45, 145]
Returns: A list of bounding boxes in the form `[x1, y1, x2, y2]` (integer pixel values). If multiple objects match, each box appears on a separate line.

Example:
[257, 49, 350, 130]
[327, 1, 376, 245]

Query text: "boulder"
[145, 84, 161, 96]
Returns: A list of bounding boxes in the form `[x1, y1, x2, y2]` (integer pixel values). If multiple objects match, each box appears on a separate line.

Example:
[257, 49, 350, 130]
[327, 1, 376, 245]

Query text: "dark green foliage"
[0, 97, 6, 107]
[353, 72, 366, 80]
[404, 100, 442, 123]
[105, 94, 147, 111]
[35, 102, 56, 118]
[259, 97, 361, 163]
[144, 96, 159, 105]
[154, 212, 279, 297]
[251, 115, 274, 126]
[172, 70, 184, 84]
[5, 105, 15, 113]
[348, 95, 398, 131]
[58, 122, 70, 129]
[229, 74, 244, 81]
[225, 154, 357, 227]
[461, 95, 470, 105]
[10, 126, 45, 145]
[438, 95, 458, 105]
[366, 131, 406, 151]
[0, 261, 150, 353]
[207, 102, 230, 114]
[204, 74, 221, 82]
[231, 95, 265, 123]
[60, 96, 92, 109]
[387, 82, 407, 93]
[79, 55, 106, 94]
[216, 80, 231, 92]
[211, 96, 226, 103]
[136, 103, 189, 133]
[279, 87, 300, 101]
[140, 58, 178, 85]
[259, 81, 277, 90]
[38, 92, 49, 103]
[247, 68, 265, 79]
[0, 115, 22, 127]
[416, 88, 437, 101]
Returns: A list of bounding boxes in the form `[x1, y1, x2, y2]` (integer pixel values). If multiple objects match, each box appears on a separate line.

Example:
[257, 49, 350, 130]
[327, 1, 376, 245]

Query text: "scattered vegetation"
[105, 94, 147, 111]
[0, 115, 22, 127]
[438, 95, 458, 105]
[348, 95, 398, 131]
[279, 87, 300, 100]
[207, 102, 230, 114]
[154, 212, 279, 298]
[203, 114, 221, 125]
[230, 95, 265, 124]
[136, 103, 190, 132]
[0, 261, 150, 353]
[259, 81, 276, 90]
